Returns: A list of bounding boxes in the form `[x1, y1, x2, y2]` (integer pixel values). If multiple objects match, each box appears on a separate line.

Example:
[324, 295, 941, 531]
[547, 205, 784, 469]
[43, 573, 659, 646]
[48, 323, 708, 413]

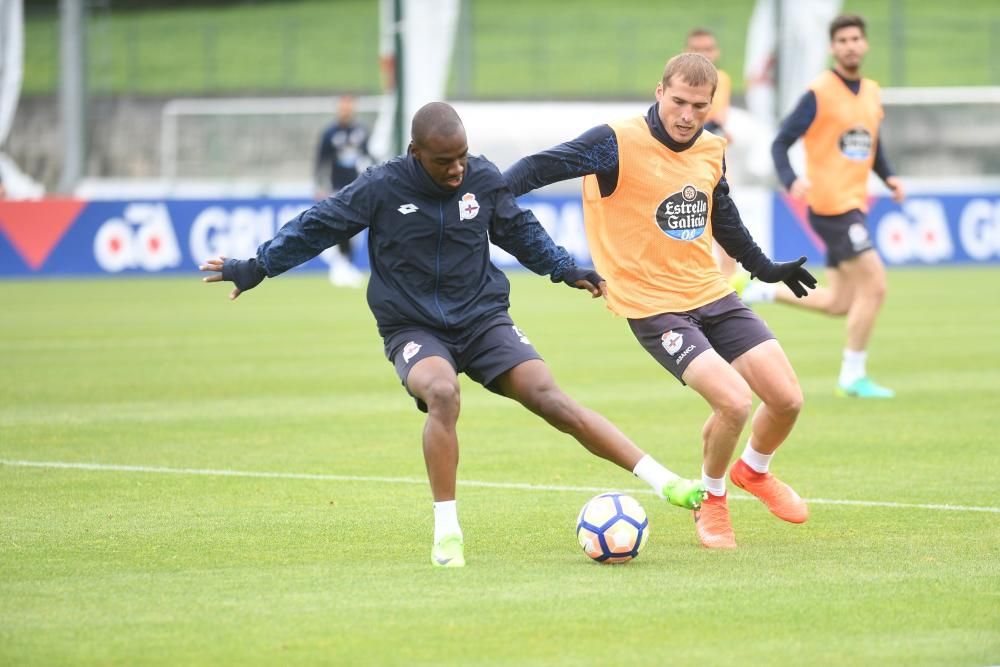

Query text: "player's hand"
[199, 256, 266, 300]
[753, 256, 817, 298]
[561, 266, 607, 299]
[789, 177, 811, 200]
[885, 176, 905, 203]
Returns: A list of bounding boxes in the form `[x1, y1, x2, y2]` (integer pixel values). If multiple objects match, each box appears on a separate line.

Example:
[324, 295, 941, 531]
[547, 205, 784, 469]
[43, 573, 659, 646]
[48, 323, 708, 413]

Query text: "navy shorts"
[383, 312, 542, 412]
[628, 292, 775, 385]
[808, 208, 874, 267]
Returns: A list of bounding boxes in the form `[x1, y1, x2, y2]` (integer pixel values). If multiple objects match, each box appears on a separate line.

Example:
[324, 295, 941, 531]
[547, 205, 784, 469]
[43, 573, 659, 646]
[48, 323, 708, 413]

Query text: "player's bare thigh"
[837, 249, 887, 297]
[682, 348, 752, 412]
[730, 339, 802, 410]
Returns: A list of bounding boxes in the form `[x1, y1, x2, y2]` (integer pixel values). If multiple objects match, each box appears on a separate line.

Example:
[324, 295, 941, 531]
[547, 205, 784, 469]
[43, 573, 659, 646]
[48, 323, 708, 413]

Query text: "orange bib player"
[505, 53, 818, 550]
[765, 13, 906, 399]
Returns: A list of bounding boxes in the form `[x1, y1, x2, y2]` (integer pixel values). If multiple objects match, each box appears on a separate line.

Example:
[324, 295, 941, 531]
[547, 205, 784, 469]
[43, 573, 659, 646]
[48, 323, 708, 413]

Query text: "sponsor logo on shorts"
[838, 127, 872, 160]
[675, 344, 696, 365]
[661, 330, 683, 355]
[848, 222, 871, 251]
[402, 341, 422, 363]
[655, 184, 708, 241]
[512, 325, 530, 344]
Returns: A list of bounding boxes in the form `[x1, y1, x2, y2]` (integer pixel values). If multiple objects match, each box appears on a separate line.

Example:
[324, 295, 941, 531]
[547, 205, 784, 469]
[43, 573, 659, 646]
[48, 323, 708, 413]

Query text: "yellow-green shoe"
[729, 270, 751, 298]
[836, 377, 895, 399]
[661, 478, 708, 510]
[431, 534, 465, 568]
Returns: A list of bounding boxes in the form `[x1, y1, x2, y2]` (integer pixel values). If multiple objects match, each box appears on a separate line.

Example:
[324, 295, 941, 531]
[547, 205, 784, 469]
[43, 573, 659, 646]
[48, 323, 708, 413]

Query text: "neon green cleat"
[729, 270, 751, 298]
[661, 478, 708, 510]
[431, 534, 465, 568]
[836, 377, 895, 399]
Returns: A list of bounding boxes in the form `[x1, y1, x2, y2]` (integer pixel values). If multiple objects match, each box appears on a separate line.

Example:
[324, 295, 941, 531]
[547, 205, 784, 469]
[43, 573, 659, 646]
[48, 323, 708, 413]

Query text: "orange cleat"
[729, 459, 809, 524]
[693, 493, 737, 549]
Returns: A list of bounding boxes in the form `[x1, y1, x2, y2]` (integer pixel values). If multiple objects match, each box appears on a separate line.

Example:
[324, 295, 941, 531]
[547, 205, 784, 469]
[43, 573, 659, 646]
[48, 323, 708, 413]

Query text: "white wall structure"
[0, 0, 42, 198]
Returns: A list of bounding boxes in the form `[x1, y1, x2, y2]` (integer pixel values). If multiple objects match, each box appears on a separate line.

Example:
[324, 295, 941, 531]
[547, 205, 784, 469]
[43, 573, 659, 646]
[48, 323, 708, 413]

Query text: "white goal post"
[159, 95, 387, 183]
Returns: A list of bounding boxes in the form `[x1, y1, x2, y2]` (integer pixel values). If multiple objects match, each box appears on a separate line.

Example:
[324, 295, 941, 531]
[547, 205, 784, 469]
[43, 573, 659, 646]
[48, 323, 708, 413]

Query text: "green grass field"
[23, 0, 1000, 96]
[2, 267, 999, 666]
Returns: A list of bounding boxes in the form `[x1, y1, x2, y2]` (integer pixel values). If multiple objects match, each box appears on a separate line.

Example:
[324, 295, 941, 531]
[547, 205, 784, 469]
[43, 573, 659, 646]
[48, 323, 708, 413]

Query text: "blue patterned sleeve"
[487, 169, 576, 281]
[256, 175, 371, 276]
[502, 124, 619, 196]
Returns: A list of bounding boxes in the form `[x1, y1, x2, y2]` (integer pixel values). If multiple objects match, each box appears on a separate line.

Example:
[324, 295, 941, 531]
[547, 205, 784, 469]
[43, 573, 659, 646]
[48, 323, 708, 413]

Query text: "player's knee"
[422, 378, 461, 414]
[826, 301, 850, 316]
[716, 388, 753, 426]
[867, 279, 887, 304]
[770, 388, 804, 421]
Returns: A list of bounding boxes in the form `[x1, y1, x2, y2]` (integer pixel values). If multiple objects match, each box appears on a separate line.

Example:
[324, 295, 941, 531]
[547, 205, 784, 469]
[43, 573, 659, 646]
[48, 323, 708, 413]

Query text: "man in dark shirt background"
[315, 94, 372, 287]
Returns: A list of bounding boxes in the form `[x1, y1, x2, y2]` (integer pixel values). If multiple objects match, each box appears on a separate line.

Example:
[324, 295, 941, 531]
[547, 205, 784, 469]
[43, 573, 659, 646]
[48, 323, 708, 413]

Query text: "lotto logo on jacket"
[656, 184, 709, 241]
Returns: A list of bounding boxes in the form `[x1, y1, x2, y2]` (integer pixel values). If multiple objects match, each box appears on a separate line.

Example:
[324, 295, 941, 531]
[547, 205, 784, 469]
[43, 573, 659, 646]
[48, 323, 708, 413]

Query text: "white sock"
[432, 500, 462, 543]
[741, 281, 776, 304]
[632, 454, 679, 494]
[740, 440, 773, 473]
[840, 349, 868, 386]
[701, 468, 727, 497]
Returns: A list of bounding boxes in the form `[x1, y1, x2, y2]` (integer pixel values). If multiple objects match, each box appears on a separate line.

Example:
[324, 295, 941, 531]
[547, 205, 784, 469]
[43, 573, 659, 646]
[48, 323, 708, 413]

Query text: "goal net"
[159, 95, 385, 185]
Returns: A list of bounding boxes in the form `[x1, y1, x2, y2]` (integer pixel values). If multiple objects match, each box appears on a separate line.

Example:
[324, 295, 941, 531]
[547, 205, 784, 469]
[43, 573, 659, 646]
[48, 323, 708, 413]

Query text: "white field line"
[2, 458, 999, 514]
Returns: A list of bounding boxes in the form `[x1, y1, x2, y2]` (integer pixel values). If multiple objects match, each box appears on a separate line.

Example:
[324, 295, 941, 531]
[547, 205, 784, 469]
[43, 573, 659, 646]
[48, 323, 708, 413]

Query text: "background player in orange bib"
[505, 54, 818, 549]
[760, 14, 906, 399]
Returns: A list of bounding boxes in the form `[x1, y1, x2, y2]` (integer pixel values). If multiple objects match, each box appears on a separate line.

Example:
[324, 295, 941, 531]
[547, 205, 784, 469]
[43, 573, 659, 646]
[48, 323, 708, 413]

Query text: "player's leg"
[731, 339, 803, 453]
[835, 250, 893, 397]
[682, 351, 752, 479]
[728, 339, 809, 523]
[407, 356, 462, 502]
[739, 261, 854, 315]
[406, 356, 466, 567]
[842, 250, 886, 349]
[714, 241, 739, 279]
[386, 330, 465, 566]
[773, 265, 852, 314]
[493, 359, 705, 510]
[325, 240, 363, 288]
[681, 350, 751, 549]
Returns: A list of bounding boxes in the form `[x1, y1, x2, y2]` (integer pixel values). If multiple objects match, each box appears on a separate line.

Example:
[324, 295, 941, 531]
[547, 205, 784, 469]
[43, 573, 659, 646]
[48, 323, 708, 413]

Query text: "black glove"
[222, 258, 267, 293]
[560, 266, 604, 290]
[751, 256, 817, 298]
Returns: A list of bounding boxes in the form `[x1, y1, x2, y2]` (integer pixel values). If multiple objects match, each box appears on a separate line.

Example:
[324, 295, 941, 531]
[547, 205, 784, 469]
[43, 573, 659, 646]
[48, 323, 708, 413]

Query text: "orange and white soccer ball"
[576, 492, 649, 564]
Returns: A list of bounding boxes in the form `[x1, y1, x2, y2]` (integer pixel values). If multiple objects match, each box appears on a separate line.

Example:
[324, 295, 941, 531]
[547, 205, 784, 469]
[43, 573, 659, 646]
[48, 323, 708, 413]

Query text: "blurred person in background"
[202, 102, 707, 568]
[504, 54, 817, 550]
[315, 94, 372, 288]
[752, 13, 905, 399]
[685, 27, 730, 140]
[685, 26, 737, 279]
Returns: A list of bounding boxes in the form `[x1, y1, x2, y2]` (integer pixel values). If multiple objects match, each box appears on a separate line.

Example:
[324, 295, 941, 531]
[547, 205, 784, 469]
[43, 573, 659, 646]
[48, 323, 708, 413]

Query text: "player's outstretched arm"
[199, 256, 266, 301]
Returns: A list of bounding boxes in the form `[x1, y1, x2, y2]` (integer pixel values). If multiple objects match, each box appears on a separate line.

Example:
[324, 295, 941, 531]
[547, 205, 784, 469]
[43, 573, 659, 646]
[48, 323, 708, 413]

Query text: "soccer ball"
[576, 492, 649, 564]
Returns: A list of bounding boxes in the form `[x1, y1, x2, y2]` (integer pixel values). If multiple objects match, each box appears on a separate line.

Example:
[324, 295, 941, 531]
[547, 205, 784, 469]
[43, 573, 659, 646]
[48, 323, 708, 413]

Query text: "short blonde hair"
[661, 53, 718, 97]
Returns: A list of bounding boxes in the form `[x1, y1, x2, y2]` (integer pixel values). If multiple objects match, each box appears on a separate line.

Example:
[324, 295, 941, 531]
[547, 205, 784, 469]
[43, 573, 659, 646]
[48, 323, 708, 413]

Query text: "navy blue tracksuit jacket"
[256, 153, 577, 338]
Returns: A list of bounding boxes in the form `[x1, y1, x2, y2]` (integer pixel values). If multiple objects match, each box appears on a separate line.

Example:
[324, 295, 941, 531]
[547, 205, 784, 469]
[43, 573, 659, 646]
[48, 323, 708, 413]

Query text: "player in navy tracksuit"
[314, 94, 371, 287]
[201, 102, 706, 567]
